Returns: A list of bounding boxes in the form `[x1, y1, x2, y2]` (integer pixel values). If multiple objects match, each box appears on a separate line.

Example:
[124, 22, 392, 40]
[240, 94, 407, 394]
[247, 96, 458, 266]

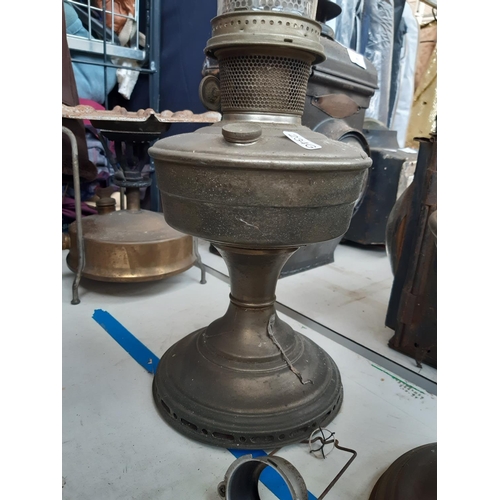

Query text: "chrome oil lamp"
[150, 0, 372, 448]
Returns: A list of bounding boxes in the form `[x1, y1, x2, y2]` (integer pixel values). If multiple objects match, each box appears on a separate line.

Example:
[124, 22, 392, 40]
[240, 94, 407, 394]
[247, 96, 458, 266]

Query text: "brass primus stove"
[150, 0, 372, 449]
[63, 106, 219, 286]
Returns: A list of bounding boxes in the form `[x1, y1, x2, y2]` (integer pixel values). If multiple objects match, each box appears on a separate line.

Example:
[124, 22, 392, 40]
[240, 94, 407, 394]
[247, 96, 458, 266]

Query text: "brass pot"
[65, 194, 195, 282]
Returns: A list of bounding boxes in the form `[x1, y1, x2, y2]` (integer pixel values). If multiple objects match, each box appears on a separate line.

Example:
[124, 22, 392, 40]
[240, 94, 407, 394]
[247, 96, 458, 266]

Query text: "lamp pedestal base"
[152, 245, 343, 448]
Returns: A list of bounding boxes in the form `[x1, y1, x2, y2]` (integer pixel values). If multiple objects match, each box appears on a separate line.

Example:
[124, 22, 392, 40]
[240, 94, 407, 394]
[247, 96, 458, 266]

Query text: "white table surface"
[197, 239, 437, 387]
[62, 251, 437, 500]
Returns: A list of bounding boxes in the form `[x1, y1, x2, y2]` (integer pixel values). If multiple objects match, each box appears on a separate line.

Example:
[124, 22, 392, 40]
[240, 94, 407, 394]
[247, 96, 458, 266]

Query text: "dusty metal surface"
[199, 74, 221, 111]
[62, 104, 221, 123]
[150, 123, 370, 249]
[150, 5, 370, 449]
[153, 245, 343, 447]
[218, 47, 315, 116]
[369, 443, 437, 500]
[206, 11, 325, 64]
[311, 93, 361, 119]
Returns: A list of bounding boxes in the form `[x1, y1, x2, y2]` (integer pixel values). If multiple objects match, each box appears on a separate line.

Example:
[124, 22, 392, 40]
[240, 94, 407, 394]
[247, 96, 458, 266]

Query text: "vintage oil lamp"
[150, 0, 372, 448]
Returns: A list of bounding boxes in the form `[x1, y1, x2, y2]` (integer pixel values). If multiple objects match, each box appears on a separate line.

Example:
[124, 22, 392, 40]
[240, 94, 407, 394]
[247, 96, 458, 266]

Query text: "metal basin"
[67, 209, 195, 282]
[149, 122, 371, 248]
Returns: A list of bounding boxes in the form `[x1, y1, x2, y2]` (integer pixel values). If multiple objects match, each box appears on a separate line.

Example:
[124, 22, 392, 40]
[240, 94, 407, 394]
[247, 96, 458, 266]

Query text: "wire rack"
[64, 0, 162, 209]
[65, 0, 145, 61]
[65, 0, 161, 109]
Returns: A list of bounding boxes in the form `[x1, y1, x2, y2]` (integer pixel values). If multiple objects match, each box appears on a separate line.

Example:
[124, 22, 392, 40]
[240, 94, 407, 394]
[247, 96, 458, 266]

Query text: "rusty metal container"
[385, 133, 437, 368]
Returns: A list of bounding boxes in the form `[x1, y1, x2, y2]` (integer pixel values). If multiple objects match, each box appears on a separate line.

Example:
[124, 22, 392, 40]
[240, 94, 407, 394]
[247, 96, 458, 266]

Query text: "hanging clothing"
[116, 0, 217, 137]
[327, 0, 364, 49]
[327, 0, 396, 126]
[360, 0, 395, 126]
[62, 1, 97, 184]
[389, 3, 419, 147]
[388, 0, 409, 120]
[63, 1, 117, 104]
[93, 0, 136, 34]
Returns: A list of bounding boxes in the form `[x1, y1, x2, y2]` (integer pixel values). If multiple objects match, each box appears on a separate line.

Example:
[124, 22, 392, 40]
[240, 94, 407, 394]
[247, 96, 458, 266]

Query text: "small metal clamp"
[216, 430, 358, 500]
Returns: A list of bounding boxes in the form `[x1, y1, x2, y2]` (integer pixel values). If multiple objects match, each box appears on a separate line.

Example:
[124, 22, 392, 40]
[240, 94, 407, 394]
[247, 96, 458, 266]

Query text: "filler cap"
[222, 123, 262, 144]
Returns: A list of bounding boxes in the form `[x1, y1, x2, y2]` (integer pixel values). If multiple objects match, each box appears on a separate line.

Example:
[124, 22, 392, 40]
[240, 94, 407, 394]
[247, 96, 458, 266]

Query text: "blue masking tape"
[92, 309, 317, 500]
[92, 309, 159, 374]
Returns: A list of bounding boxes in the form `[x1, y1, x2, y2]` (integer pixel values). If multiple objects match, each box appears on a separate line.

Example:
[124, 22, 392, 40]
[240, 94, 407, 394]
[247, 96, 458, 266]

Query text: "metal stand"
[62, 126, 85, 305]
[193, 238, 207, 284]
[153, 246, 343, 448]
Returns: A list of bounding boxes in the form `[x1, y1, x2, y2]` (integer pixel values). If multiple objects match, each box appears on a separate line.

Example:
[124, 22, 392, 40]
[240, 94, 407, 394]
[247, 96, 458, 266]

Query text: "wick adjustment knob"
[222, 123, 262, 144]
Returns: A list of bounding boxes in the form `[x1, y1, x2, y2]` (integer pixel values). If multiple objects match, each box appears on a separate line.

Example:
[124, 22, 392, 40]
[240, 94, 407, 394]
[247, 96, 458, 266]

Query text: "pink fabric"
[62, 196, 98, 219]
[79, 98, 105, 126]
